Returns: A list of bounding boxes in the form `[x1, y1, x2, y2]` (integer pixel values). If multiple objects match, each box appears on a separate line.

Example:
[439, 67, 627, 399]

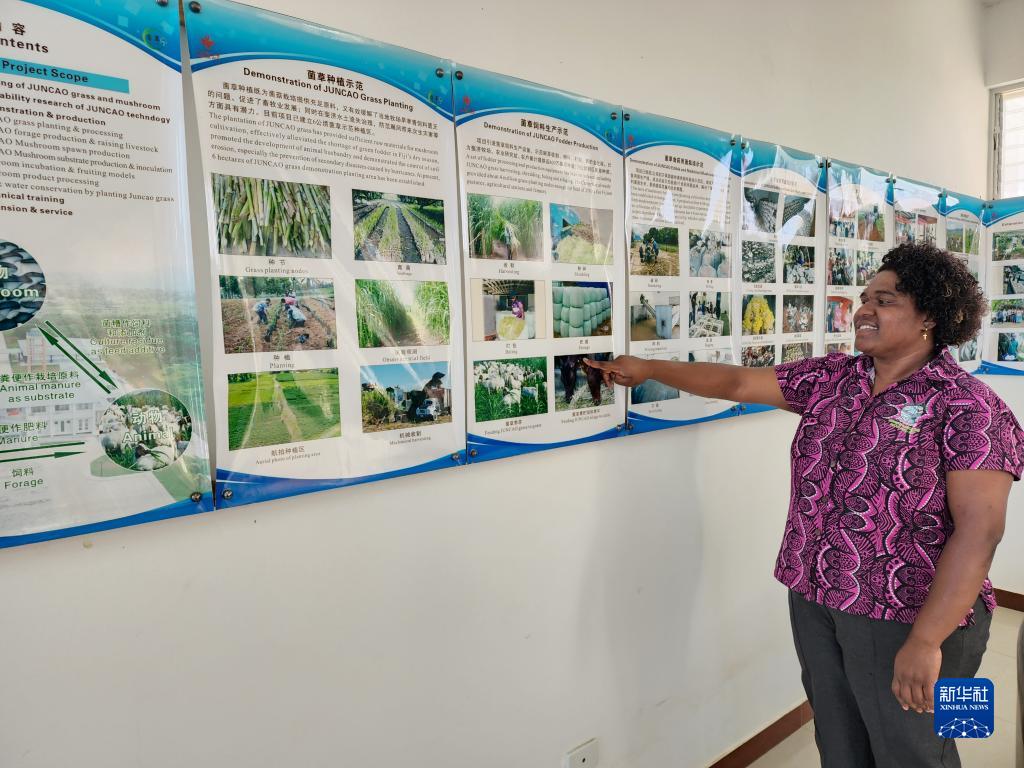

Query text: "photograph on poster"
[550, 203, 614, 265]
[473, 357, 548, 422]
[918, 214, 937, 245]
[352, 190, 446, 264]
[828, 247, 854, 286]
[98, 390, 192, 472]
[689, 291, 731, 337]
[895, 209, 914, 245]
[227, 369, 341, 450]
[631, 353, 680, 404]
[826, 341, 853, 354]
[212, 173, 331, 258]
[688, 349, 734, 363]
[947, 222, 964, 252]
[830, 217, 856, 239]
[355, 279, 450, 348]
[742, 240, 776, 283]
[555, 353, 614, 411]
[781, 195, 815, 237]
[991, 299, 1024, 328]
[630, 291, 680, 341]
[960, 255, 981, 281]
[743, 188, 779, 233]
[742, 344, 776, 367]
[742, 293, 776, 336]
[826, 295, 854, 334]
[219, 276, 336, 354]
[631, 226, 680, 276]
[993, 230, 1024, 261]
[467, 193, 543, 261]
[782, 342, 813, 363]
[856, 250, 882, 285]
[473, 279, 541, 341]
[360, 363, 451, 432]
[957, 337, 979, 362]
[783, 295, 814, 333]
[783, 245, 815, 284]
[1004, 266, 1024, 295]
[689, 230, 731, 278]
[965, 224, 980, 255]
[0, 240, 44, 331]
[857, 205, 886, 242]
[998, 332, 1024, 362]
[553, 281, 612, 338]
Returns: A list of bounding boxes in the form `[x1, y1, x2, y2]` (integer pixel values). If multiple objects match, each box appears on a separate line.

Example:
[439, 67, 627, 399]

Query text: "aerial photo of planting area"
[227, 369, 341, 450]
[355, 279, 450, 348]
[219, 276, 336, 354]
[212, 173, 332, 258]
[352, 190, 447, 264]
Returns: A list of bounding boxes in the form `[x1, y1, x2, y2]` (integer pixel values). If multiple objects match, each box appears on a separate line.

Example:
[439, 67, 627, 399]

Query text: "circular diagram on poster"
[97, 389, 193, 472]
[0, 240, 46, 331]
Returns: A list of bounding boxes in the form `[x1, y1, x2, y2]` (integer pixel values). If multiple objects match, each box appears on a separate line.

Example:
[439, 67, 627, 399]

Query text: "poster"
[892, 176, 943, 248]
[0, 0, 212, 547]
[186, 0, 466, 507]
[825, 160, 893, 354]
[982, 196, 1024, 374]
[942, 191, 985, 370]
[623, 112, 742, 432]
[739, 139, 825, 370]
[454, 66, 626, 461]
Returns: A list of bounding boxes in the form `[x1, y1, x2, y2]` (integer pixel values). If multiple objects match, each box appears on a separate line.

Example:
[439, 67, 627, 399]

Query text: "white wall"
[0, 2, 1010, 768]
[983, 0, 1024, 87]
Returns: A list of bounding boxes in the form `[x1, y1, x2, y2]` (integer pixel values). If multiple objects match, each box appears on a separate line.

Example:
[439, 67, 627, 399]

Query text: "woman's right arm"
[583, 355, 791, 410]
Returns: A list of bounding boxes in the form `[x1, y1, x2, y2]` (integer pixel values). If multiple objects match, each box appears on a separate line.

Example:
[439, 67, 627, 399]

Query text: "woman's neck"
[870, 346, 936, 393]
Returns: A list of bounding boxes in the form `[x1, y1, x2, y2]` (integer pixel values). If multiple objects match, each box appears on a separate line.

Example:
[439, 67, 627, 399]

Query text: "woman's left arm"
[891, 469, 1013, 714]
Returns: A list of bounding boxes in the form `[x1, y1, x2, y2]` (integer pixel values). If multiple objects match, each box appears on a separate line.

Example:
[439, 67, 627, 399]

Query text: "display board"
[982, 196, 1024, 374]
[739, 139, 826, 369]
[186, 0, 466, 507]
[453, 66, 627, 461]
[623, 112, 741, 433]
[0, 0, 212, 547]
[824, 160, 894, 353]
[943, 191, 986, 371]
[892, 177, 943, 248]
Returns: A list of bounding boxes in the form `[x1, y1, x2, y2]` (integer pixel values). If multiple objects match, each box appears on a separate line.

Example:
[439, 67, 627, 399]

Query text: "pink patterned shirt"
[775, 350, 1024, 625]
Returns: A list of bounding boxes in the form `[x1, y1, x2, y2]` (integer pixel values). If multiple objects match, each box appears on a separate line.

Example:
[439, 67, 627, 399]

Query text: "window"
[994, 86, 1024, 199]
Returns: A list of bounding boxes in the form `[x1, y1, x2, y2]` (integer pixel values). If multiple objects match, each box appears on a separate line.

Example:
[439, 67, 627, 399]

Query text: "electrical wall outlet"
[563, 738, 598, 768]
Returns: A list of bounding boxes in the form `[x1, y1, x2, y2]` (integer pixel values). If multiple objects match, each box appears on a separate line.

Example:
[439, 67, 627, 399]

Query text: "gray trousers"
[788, 590, 991, 768]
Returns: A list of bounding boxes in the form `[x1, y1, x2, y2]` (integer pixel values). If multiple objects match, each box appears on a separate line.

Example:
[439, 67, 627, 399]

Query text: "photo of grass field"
[474, 357, 548, 422]
[219, 276, 336, 354]
[993, 230, 1024, 261]
[468, 194, 543, 260]
[631, 226, 679, 276]
[352, 190, 446, 264]
[355, 279, 450, 348]
[946, 222, 965, 253]
[550, 203, 614, 264]
[227, 369, 340, 450]
[964, 223, 980, 255]
[212, 173, 331, 258]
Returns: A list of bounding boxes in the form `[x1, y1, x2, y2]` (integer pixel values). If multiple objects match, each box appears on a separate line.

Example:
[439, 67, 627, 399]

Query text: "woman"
[586, 243, 1024, 767]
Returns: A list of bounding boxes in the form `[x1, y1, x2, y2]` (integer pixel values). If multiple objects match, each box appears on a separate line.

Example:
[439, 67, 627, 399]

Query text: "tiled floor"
[750, 608, 1023, 768]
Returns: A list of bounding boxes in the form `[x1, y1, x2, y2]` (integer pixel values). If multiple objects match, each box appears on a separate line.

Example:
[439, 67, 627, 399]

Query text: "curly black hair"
[877, 243, 986, 348]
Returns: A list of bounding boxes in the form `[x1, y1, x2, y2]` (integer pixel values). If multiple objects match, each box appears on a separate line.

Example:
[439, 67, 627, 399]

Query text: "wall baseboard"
[708, 701, 813, 768]
[994, 588, 1024, 613]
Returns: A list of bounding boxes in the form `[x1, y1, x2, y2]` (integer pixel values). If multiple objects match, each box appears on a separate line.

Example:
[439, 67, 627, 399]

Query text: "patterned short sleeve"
[774, 355, 837, 415]
[942, 385, 1024, 480]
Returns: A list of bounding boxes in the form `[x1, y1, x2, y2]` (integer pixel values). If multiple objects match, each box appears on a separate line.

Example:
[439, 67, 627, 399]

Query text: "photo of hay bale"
[743, 188, 779, 233]
[97, 389, 192, 472]
[226, 369, 340, 450]
[212, 173, 331, 258]
[0, 240, 46, 332]
[828, 247, 854, 286]
[742, 344, 776, 367]
[631, 352, 681, 404]
[467, 194, 543, 261]
[689, 230, 731, 278]
[352, 190, 446, 264]
[781, 195, 815, 237]
[857, 205, 886, 242]
[553, 282, 612, 338]
[782, 342, 813, 363]
[550, 203, 614, 265]
[219, 276, 336, 354]
[554, 354, 614, 411]
[742, 294, 776, 336]
[783, 246, 815, 285]
[690, 291, 731, 338]
[630, 226, 679, 276]
[355, 279, 450, 348]
[783, 295, 814, 333]
[630, 291, 680, 341]
[360, 363, 452, 432]
[472, 279, 542, 342]
[474, 357, 548, 422]
[993, 230, 1024, 261]
[742, 240, 775, 283]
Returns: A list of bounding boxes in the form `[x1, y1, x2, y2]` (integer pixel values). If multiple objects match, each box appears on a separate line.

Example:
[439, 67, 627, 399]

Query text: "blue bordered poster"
[942, 191, 985, 371]
[453, 66, 627, 462]
[892, 177, 943, 248]
[0, 0, 213, 547]
[740, 139, 826, 368]
[185, 0, 467, 508]
[623, 112, 741, 434]
[982, 196, 1024, 374]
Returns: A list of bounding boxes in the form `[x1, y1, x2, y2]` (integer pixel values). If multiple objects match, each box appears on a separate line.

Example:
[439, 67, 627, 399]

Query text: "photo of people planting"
[227, 369, 341, 450]
[550, 203, 614, 265]
[555, 353, 614, 411]
[553, 282, 612, 338]
[474, 357, 548, 422]
[219, 276, 336, 354]
[355, 279, 450, 348]
[352, 189, 446, 264]
[360, 363, 452, 432]
[467, 194, 543, 261]
[630, 226, 679, 276]
[212, 173, 332, 258]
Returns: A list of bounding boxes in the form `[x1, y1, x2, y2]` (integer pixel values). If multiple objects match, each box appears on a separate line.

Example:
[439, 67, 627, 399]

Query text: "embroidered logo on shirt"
[888, 404, 925, 433]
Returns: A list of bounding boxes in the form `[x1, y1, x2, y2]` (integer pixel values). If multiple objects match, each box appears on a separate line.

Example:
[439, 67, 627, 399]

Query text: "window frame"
[991, 82, 1024, 200]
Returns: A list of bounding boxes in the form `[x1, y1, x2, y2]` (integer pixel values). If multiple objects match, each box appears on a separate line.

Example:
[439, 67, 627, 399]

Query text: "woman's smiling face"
[854, 269, 933, 357]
